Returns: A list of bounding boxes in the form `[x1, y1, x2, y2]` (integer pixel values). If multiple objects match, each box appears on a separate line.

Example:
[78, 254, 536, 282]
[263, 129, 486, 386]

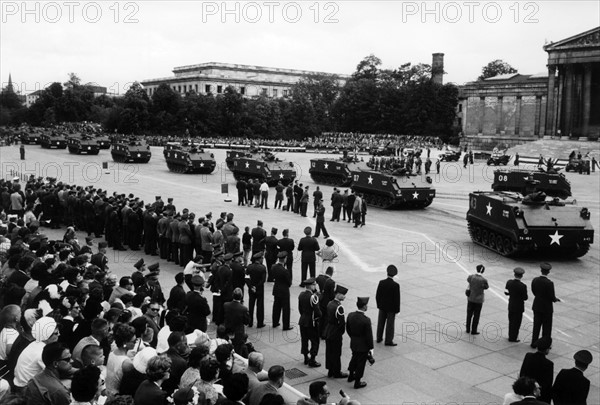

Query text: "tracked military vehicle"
[95, 135, 111, 149]
[40, 133, 67, 149]
[226, 150, 253, 170]
[350, 170, 435, 209]
[487, 151, 511, 165]
[467, 170, 593, 257]
[492, 169, 571, 199]
[229, 156, 296, 186]
[67, 135, 100, 155]
[308, 158, 356, 186]
[111, 139, 151, 163]
[163, 142, 216, 174]
[438, 149, 461, 162]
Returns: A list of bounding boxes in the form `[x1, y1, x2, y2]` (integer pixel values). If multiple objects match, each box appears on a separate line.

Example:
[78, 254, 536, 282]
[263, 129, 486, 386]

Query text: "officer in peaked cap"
[531, 262, 560, 348]
[131, 258, 146, 289]
[324, 284, 348, 379]
[505, 267, 527, 342]
[298, 277, 322, 367]
[346, 295, 373, 389]
[553, 349, 594, 405]
[252, 251, 264, 260]
[148, 263, 160, 272]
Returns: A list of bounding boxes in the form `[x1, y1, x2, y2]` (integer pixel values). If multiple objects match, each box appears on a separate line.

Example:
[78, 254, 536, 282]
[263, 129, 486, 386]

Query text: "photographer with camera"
[345, 297, 374, 389]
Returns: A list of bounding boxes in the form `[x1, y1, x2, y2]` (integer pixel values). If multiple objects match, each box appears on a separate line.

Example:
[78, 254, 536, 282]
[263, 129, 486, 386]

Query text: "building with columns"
[458, 27, 599, 149]
[544, 26, 600, 139]
[141, 62, 348, 99]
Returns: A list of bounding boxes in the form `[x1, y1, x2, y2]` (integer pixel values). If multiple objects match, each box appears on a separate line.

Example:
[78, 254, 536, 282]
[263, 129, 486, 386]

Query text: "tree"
[478, 60, 517, 80]
[352, 54, 382, 81]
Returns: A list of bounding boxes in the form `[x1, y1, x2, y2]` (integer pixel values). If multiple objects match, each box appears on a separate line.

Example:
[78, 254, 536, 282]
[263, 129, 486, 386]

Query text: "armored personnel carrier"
[309, 157, 356, 186]
[20, 131, 41, 145]
[438, 149, 461, 162]
[565, 157, 591, 174]
[492, 169, 571, 199]
[111, 139, 151, 163]
[163, 142, 216, 174]
[40, 132, 67, 149]
[95, 135, 111, 149]
[487, 150, 511, 165]
[229, 156, 296, 186]
[226, 150, 253, 170]
[67, 135, 100, 155]
[350, 169, 435, 209]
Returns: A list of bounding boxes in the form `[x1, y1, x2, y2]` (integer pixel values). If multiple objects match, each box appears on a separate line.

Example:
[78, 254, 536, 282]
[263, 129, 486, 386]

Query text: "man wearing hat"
[272, 251, 292, 330]
[90, 241, 109, 272]
[264, 227, 279, 281]
[143, 205, 159, 256]
[157, 209, 171, 260]
[552, 350, 593, 405]
[316, 266, 337, 340]
[277, 229, 295, 280]
[185, 275, 211, 332]
[137, 263, 165, 305]
[131, 258, 146, 290]
[505, 267, 528, 342]
[247, 251, 267, 328]
[169, 213, 181, 264]
[531, 262, 561, 347]
[178, 213, 193, 267]
[346, 296, 374, 389]
[375, 265, 400, 346]
[466, 264, 489, 335]
[519, 336, 554, 403]
[298, 277, 322, 368]
[251, 220, 267, 256]
[298, 226, 320, 285]
[325, 285, 348, 379]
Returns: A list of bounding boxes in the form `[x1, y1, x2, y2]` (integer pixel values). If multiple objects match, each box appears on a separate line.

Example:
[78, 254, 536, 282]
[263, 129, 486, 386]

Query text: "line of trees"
[0, 55, 462, 143]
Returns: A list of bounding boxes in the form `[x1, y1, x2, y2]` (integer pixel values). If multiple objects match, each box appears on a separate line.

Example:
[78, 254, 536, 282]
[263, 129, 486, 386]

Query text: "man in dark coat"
[90, 241, 109, 272]
[519, 336, 554, 404]
[346, 191, 356, 223]
[167, 272, 187, 312]
[552, 350, 593, 405]
[325, 285, 348, 379]
[246, 252, 267, 328]
[316, 266, 336, 339]
[224, 288, 250, 357]
[236, 179, 247, 206]
[276, 229, 295, 282]
[313, 200, 329, 238]
[346, 296, 374, 389]
[264, 227, 279, 281]
[298, 277, 321, 367]
[505, 267, 528, 342]
[531, 262, 560, 347]
[312, 186, 323, 218]
[271, 252, 292, 330]
[157, 210, 170, 259]
[251, 220, 267, 255]
[375, 265, 400, 346]
[330, 188, 343, 222]
[169, 214, 181, 264]
[178, 213, 193, 267]
[143, 206, 158, 255]
[298, 226, 320, 285]
[184, 275, 211, 332]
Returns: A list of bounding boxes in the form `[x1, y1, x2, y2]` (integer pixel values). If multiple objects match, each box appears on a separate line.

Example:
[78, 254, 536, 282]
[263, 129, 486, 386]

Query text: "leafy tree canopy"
[478, 59, 517, 80]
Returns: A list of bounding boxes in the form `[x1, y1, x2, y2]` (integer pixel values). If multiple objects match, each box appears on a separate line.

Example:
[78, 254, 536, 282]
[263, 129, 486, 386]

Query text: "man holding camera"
[346, 296, 374, 389]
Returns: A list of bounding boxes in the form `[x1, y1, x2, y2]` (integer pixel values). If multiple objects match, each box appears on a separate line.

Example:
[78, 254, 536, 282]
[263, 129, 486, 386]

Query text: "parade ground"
[1, 144, 599, 405]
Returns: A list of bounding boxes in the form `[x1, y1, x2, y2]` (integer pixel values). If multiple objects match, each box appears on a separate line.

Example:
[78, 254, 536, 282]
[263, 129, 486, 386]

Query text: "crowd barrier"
[518, 156, 568, 169]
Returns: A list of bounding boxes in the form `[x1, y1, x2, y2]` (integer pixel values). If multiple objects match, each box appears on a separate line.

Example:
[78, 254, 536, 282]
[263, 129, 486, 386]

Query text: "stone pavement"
[1, 143, 598, 405]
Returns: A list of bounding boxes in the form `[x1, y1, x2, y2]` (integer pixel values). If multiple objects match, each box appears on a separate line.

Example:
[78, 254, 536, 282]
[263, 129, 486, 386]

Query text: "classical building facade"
[141, 62, 348, 99]
[458, 26, 599, 149]
[544, 26, 600, 139]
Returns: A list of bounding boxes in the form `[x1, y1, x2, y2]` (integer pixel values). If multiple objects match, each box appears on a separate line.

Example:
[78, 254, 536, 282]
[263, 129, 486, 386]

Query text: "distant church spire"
[7, 73, 14, 92]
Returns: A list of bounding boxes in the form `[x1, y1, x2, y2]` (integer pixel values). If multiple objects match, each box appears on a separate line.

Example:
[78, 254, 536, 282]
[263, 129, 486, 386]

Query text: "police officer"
[325, 285, 348, 379]
[531, 262, 561, 347]
[505, 267, 528, 342]
[298, 277, 321, 368]
[247, 251, 267, 328]
[272, 251, 292, 330]
[346, 296, 374, 389]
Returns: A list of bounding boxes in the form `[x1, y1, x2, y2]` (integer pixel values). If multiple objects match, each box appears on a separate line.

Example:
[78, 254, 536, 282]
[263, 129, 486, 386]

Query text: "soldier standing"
[264, 227, 279, 282]
[325, 285, 348, 379]
[277, 229, 295, 282]
[346, 296, 374, 389]
[298, 278, 321, 368]
[20, 144, 25, 160]
[246, 252, 267, 328]
[272, 252, 292, 330]
[504, 267, 528, 342]
[531, 263, 561, 347]
[316, 266, 336, 340]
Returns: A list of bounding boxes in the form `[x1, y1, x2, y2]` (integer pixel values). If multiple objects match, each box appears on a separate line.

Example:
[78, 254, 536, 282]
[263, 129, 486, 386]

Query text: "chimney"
[432, 53, 444, 85]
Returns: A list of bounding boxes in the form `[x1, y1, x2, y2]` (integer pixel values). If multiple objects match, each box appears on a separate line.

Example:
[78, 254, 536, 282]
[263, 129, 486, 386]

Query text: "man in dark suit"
[531, 262, 561, 347]
[247, 252, 267, 328]
[90, 241, 109, 272]
[519, 336, 554, 403]
[330, 188, 343, 221]
[276, 229, 295, 281]
[376, 264, 400, 346]
[325, 285, 348, 379]
[553, 350, 593, 405]
[162, 331, 189, 395]
[316, 266, 336, 339]
[251, 220, 267, 255]
[264, 227, 279, 281]
[298, 226, 320, 285]
[346, 296, 374, 389]
[271, 252, 292, 330]
[224, 288, 250, 357]
[510, 377, 550, 405]
[505, 267, 528, 342]
[298, 277, 321, 367]
[184, 275, 211, 332]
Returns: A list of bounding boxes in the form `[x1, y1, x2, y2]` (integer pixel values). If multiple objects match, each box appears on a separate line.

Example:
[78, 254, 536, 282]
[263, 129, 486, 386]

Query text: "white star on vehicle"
[200, 162, 204, 167]
[486, 203, 492, 215]
[549, 230, 563, 245]
[324, 163, 329, 169]
[245, 162, 250, 168]
[412, 192, 419, 199]
[367, 175, 373, 184]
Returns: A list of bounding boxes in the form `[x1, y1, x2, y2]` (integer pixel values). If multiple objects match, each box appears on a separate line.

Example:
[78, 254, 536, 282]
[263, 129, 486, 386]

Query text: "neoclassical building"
[458, 26, 600, 149]
[141, 62, 348, 99]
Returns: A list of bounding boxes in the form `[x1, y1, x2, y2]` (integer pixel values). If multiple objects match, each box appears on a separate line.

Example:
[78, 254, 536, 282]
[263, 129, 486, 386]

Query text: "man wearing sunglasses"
[25, 342, 73, 405]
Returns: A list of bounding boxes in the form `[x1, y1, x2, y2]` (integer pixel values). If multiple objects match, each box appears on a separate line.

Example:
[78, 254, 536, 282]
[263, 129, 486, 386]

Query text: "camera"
[367, 352, 375, 366]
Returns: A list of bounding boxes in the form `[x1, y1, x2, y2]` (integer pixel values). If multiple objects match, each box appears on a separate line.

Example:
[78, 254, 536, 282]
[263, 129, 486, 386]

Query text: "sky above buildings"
[1, 1, 599, 95]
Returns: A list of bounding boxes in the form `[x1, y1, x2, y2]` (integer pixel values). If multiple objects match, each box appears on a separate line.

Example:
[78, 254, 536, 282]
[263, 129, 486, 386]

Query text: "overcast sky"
[1, 1, 598, 95]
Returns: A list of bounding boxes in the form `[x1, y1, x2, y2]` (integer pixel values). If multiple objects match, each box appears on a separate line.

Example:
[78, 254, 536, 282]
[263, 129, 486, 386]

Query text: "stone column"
[478, 97, 485, 134]
[582, 63, 592, 137]
[534, 96, 542, 137]
[545, 65, 556, 135]
[496, 96, 504, 134]
[515, 96, 522, 136]
[564, 65, 574, 136]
